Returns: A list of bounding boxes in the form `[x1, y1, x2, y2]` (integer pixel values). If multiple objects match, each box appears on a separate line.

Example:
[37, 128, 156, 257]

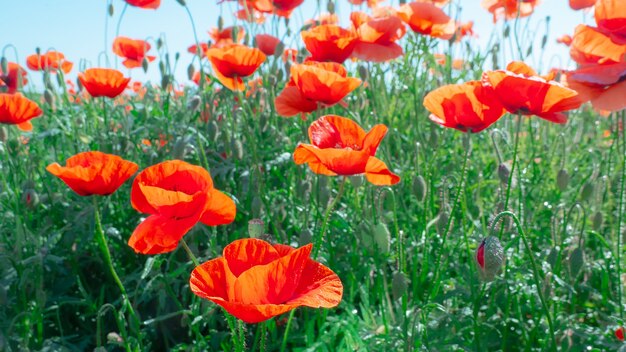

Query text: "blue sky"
[0, 0, 594, 90]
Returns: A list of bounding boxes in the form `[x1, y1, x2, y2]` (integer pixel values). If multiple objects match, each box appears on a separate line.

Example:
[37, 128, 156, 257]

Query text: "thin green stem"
[313, 176, 347, 258]
[617, 111, 625, 320]
[180, 238, 200, 267]
[279, 310, 296, 352]
[500, 115, 523, 238]
[259, 322, 267, 352]
[492, 211, 556, 351]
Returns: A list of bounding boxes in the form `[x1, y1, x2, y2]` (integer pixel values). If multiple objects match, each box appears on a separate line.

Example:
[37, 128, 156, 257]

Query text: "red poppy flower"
[78, 68, 131, 98]
[190, 238, 343, 323]
[564, 61, 626, 112]
[294, 115, 400, 185]
[275, 62, 361, 118]
[351, 13, 406, 62]
[236, 7, 266, 24]
[0, 62, 28, 93]
[616, 326, 625, 341]
[125, 0, 160, 9]
[483, 61, 582, 123]
[128, 160, 236, 255]
[46, 151, 138, 196]
[255, 34, 282, 56]
[0, 93, 43, 131]
[192, 71, 211, 86]
[301, 25, 359, 63]
[209, 26, 246, 48]
[188, 43, 210, 56]
[570, 25, 626, 65]
[570, 0, 596, 10]
[26, 51, 73, 74]
[423, 81, 505, 133]
[481, 0, 540, 22]
[397, 2, 456, 40]
[271, 0, 305, 17]
[595, 0, 626, 39]
[112, 37, 156, 69]
[206, 44, 266, 91]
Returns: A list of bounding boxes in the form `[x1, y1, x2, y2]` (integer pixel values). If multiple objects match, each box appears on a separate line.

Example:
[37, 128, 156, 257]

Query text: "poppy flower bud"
[187, 64, 195, 80]
[581, 182, 594, 201]
[208, 120, 219, 142]
[156, 38, 164, 50]
[497, 163, 510, 184]
[412, 175, 427, 202]
[108, 3, 114, 16]
[299, 229, 313, 245]
[0, 57, 7, 73]
[392, 271, 408, 301]
[296, 179, 312, 198]
[36, 47, 41, 55]
[248, 219, 265, 238]
[251, 196, 263, 217]
[231, 27, 240, 43]
[0, 126, 7, 143]
[187, 95, 201, 112]
[616, 326, 625, 341]
[107, 332, 123, 344]
[76, 77, 83, 91]
[142, 57, 149, 73]
[172, 137, 188, 159]
[43, 73, 53, 91]
[372, 222, 391, 254]
[217, 16, 224, 31]
[55, 71, 64, 86]
[21, 188, 39, 209]
[358, 65, 369, 81]
[437, 211, 450, 234]
[161, 75, 170, 90]
[556, 169, 569, 191]
[349, 175, 363, 188]
[357, 221, 374, 250]
[327, 0, 335, 14]
[429, 127, 438, 148]
[158, 61, 166, 76]
[475, 236, 504, 282]
[44, 89, 55, 106]
[232, 139, 244, 160]
[569, 247, 584, 278]
[274, 42, 285, 58]
[593, 211, 603, 231]
[503, 25, 510, 38]
[176, 0, 186, 6]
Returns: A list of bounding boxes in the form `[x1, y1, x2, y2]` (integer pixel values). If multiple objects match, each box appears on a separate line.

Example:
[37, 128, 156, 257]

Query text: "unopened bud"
[372, 222, 391, 254]
[172, 137, 188, 159]
[108, 3, 114, 16]
[231, 27, 240, 42]
[160, 75, 170, 90]
[274, 42, 285, 58]
[391, 271, 408, 301]
[476, 236, 504, 282]
[358, 65, 368, 81]
[187, 64, 195, 81]
[176, 0, 186, 5]
[326, 0, 335, 14]
[232, 139, 243, 160]
[156, 38, 164, 50]
[437, 211, 450, 234]
[556, 169, 569, 191]
[142, 57, 149, 73]
[158, 61, 166, 76]
[0, 57, 7, 73]
[569, 247, 584, 278]
[412, 175, 426, 201]
[248, 219, 265, 238]
[44, 89, 55, 106]
[107, 332, 123, 344]
[0, 126, 7, 142]
[299, 229, 313, 245]
[21, 189, 39, 209]
[208, 120, 219, 142]
[187, 95, 201, 112]
[498, 163, 510, 184]
[580, 182, 594, 201]
[593, 211, 603, 231]
[217, 16, 224, 31]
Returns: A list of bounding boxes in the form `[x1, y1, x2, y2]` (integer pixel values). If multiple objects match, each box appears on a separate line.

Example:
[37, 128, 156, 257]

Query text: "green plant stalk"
[500, 115, 523, 240]
[492, 211, 556, 351]
[92, 198, 141, 339]
[280, 310, 296, 352]
[312, 176, 347, 258]
[617, 111, 626, 320]
[181, 237, 200, 267]
[259, 322, 267, 352]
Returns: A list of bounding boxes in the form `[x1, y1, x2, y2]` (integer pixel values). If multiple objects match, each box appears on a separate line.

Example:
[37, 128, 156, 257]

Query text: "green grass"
[2, 5, 626, 352]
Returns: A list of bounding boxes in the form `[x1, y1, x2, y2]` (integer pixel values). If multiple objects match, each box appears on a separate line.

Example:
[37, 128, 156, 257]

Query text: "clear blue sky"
[0, 0, 593, 90]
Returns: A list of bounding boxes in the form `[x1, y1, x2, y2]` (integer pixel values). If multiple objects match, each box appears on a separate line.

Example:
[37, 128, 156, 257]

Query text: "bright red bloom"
[188, 43, 210, 56]
[209, 26, 246, 48]
[190, 238, 343, 323]
[192, 71, 211, 86]
[481, 0, 540, 22]
[301, 25, 359, 63]
[569, 0, 596, 10]
[78, 68, 131, 98]
[294, 115, 400, 185]
[26, 51, 73, 74]
[112, 37, 156, 69]
[483, 61, 582, 123]
[46, 151, 138, 196]
[206, 44, 266, 91]
[0, 62, 28, 94]
[125, 0, 160, 9]
[0, 93, 43, 131]
[255, 34, 282, 56]
[570, 25, 626, 65]
[397, 2, 456, 40]
[128, 160, 236, 255]
[616, 326, 625, 341]
[423, 81, 505, 133]
[564, 61, 626, 112]
[271, 0, 305, 17]
[351, 12, 406, 62]
[275, 62, 361, 118]
[595, 0, 626, 40]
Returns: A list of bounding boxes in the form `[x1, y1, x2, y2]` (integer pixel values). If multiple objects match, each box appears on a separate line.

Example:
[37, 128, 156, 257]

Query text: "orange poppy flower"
[188, 43, 209, 56]
[482, 61, 582, 123]
[423, 81, 505, 133]
[46, 151, 138, 196]
[293, 115, 400, 185]
[128, 160, 236, 255]
[236, 7, 266, 24]
[0, 93, 43, 131]
[255, 34, 282, 56]
[570, 0, 596, 10]
[78, 68, 131, 98]
[305, 13, 340, 27]
[112, 37, 156, 69]
[270, 0, 305, 17]
[352, 13, 406, 62]
[481, 0, 540, 22]
[595, 0, 626, 39]
[205, 44, 266, 91]
[0, 62, 28, 94]
[125, 0, 160, 9]
[190, 238, 343, 323]
[397, 2, 456, 40]
[275, 62, 361, 118]
[557, 34, 573, 46]
[209, 26, 246, 48]
[192, 71, 211, 86]
[570, 25, 626, 65]
[564, 61, 626, 112]
[26, 51, 73, 74]
[301, 25, 359, 63]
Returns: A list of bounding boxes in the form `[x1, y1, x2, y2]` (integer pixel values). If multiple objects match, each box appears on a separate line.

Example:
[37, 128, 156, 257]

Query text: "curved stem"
[312, 176, 347, 258]
[279, 310, 296, 352]
[180, 238, 200, 267]
[500, 115, 523, 238]
[491, 211, 556, 351]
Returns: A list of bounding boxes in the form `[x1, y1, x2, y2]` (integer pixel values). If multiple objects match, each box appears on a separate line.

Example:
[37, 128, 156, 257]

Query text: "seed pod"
[161, 75, 170, 90]
[187, 95, 201, 112]
[497, 163, 510, 184]
[357, 65, 368, 81]
[232, 139, 243, 160]
[412, 175, 426, 202]
[349, 175, 363, 188]
[593, 211, 603, 231]
[44, 89, 55, 106]
[437, 211, 450, 234]
[208, 120, 219, 142]
[248, 219, 264, 238]
[156, 38, 164, 50]
[108, 3, 114, 16]
[391, 271, 408, 301]
[580, 182, 594, 201]
[21, 189, 39, 209]
[475, 236, 504, 282]
[217, 16, 224, 31]
[187, 64, 195, 80]
[251, 196, 263, 217]
[372, 222, 391, 254]
[556, 169, 569, 191]
[142, 57, 149, 73]
[172, 137, 188, 159]
[299, 229, 313, 245]
[0, 57, 7, 73]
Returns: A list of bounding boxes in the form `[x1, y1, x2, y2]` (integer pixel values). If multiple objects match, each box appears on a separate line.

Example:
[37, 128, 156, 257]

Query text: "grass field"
[1, 0, 626, 351]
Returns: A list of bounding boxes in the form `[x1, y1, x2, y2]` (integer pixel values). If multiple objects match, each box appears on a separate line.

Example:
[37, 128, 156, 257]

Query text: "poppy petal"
[127, 212, 202, 254]
[275, 86, 318, 117]
[592, 80, 626, 112]
[287, 259, 343, 308]
[362, 124, 388, 156]
[293, 144, 370, 176]
[199, 188, 237, 226]
[223, 238, 281, 277]
[353, 42, 404, 62]
[364, 157, 400, 185]
[309, 115, 366, 149]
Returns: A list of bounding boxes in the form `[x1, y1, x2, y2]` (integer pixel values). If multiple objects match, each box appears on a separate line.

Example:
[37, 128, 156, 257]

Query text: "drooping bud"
[556, 169, 569, 191]
[357, 65, 368, 81]
[187, 64, 195, 80]
[391, 271, 408, 301]
[208, 120, 219, 142]
[248, 219, 264, 238]
[299, 229, 313, 245]
[44, 89, 55, 106]
[0, 57, 7, 73]
[326, 0, 335, 14]
[176, 0, 186, 6]
[497, 162, 510, 184]
[21, 188, 39, 209]
[475, 236, 504, 282]
[580, 182, 594, 201]
[437, 211, 450, 234]
[569, 247, 584, 278]
[372, 222, 391, 254]
[156, 38, 164, 50]
[142, 57, 149, 73]
[217, 16, 224, 31]
[412, 175, 426, 202]
[592, 211, 603, 231]
[187, 95, 201, 112]
[108, 3, 114, 16]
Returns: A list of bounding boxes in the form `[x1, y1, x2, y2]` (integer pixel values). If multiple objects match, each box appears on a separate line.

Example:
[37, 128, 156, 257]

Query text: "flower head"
[0, 93, 43, 131]
[0, 62, 28, 93]
[112, 37, 156, 69]
[26, 51, 73, 74]
[206, 44, 266, 91]
[78, 68, 131, 98]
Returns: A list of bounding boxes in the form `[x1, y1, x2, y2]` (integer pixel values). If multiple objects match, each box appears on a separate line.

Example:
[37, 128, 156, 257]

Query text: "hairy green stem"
[313, 176, 347, 258]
